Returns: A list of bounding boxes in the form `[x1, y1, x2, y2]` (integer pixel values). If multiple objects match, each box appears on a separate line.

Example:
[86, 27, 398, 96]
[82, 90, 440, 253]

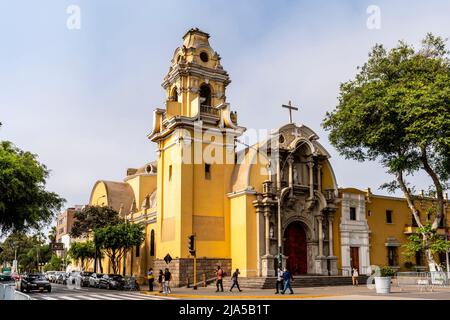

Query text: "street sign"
[51, 242, 65, 251]
[164, 253, 172, 265]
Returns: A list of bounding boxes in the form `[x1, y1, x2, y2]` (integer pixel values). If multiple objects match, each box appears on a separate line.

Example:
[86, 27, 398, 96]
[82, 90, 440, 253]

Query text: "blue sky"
[1, 0, 449, 213]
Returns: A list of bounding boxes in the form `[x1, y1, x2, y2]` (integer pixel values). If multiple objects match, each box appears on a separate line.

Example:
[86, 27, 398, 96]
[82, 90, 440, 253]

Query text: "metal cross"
[282, 100, 299, 124]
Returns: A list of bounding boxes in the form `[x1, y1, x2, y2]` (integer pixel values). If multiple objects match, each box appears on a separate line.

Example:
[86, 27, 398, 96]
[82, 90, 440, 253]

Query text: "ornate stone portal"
[253, 123, 339, 276]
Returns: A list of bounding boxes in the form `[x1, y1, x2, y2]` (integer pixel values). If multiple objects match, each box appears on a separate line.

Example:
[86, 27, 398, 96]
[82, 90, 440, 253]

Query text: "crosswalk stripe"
[113, 292, 155, 300]
[38, 296, 58, 300]
[101, 293, 144, 300]
[58, 295, 80, 300]
[86, 294, 120, 300]
[74, 295, 99, 300]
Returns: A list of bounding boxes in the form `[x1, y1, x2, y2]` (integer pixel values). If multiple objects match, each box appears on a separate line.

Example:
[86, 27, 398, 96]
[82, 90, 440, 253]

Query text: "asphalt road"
[26, 283, 175, 301]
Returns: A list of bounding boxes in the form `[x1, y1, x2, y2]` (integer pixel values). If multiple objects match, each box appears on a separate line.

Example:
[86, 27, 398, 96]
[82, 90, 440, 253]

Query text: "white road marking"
[86, 294, 120, 300]
[73, 295, 99, 300]
[38, 296, 58, 300]
[58, 295, 80, 300]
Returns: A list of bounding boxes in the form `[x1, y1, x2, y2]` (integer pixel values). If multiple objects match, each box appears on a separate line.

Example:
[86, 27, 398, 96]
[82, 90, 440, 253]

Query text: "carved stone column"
[317, 215, 324, 257]
[307, 161, 314, 199]
[287, 156, 294, 189]
[317, 164, 322, 193]
[264, 208, 271, 256]
[328, 216, 334, 256]
[327, 215, 338, 275]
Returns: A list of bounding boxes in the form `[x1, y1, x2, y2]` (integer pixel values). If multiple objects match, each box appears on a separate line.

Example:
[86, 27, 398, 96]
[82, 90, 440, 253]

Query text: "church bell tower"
[148, 29, 245, 283]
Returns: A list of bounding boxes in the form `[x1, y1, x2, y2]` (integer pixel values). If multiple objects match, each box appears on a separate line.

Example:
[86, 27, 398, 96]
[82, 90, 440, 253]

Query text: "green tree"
[48, 226, 57, 244]
[323, 33, 450, 268]
[44, 255, 63, 272]
[0, 140, 65, 233]
[404, 223, 450, 268]
[94, 222, 145, 275]
[67, 241, 96, 271]
[70, 205, 120, 273]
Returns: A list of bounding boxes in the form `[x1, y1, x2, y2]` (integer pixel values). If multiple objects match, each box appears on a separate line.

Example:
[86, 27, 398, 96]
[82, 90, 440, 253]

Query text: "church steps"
[221, 276, 369, 289]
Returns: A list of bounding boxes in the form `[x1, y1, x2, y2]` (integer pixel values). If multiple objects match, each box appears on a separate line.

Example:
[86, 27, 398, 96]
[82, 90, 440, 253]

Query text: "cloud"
[1, 0, 449, 210]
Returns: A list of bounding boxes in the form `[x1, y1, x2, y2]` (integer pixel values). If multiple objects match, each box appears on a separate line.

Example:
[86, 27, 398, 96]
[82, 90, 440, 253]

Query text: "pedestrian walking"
[163, 268, 172, 294]
[147, 268, 154, 291]
[275, 266, 283, 294]
[281, 267, 294, 294]
[215, 265, 224, 292]
[158, 269, 164, 293]
[352, 268, 359, 286]
[229, 268, 242, 292]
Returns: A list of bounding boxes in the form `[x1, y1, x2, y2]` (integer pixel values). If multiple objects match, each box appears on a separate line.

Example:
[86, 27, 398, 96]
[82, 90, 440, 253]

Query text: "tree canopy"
[67, 240, 96, 270]
[70, 205, 121, 238]
[0, 140, 65, 234]
[323, 33, 450, 267]
[94, 222, 145, 274]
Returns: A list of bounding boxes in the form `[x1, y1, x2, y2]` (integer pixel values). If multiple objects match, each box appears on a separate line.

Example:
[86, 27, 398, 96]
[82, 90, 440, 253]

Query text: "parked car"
[88, 273, 103, 288]
[19, 273, 51, 293]
[44, 271, 57, 281]
[0, 273, 13, 282]
[98, 274, 125, 290]
[50, 272, 61, 283]
[67, 271, 83, 286]
[80, 272, 93, 287]
[56, 272, 69, 285]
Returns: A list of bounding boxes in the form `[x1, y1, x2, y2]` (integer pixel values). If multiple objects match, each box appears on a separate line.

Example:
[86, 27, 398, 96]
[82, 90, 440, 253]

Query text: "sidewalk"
[141, 284, 450, 300]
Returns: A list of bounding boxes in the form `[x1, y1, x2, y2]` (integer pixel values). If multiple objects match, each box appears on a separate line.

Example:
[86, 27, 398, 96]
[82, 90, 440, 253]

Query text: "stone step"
[220, 276, 369, 289]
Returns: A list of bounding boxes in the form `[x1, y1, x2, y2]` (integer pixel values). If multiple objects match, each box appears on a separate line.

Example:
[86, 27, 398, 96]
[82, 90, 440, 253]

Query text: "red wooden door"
[350, 247, 360, 273]
[284, 222, 307, 275]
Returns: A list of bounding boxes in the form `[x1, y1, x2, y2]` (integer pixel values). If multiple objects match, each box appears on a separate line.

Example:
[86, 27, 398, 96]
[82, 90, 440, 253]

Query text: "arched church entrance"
[284, 221, 307, 275]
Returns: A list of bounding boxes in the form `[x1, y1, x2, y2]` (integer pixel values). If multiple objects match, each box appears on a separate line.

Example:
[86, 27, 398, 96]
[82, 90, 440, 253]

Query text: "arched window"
[171, 87, 178, 102]
[199, 84, 211, 106]
[150, 229, 155, 256]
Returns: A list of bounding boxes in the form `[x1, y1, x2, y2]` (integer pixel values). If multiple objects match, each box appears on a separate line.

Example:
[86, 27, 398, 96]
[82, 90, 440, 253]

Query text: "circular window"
[279, 134, 285, 144]
[200, 52, 209, 63]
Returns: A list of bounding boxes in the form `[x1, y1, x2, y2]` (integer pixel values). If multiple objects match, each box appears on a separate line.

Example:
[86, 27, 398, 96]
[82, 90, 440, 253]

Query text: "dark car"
[0, 273, 13, 282]
[80, 272, 93, 287]
[98, 274, 125, 290]
[20, 274, 51, 293]
[88, 273, 103, 288]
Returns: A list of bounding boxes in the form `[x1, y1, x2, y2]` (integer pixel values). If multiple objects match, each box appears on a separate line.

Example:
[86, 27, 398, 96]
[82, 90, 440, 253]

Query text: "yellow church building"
[88, 28, 450, 286]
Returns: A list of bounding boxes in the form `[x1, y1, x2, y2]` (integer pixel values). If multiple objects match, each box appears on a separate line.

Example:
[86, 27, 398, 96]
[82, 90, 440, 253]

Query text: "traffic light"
[188, 234, 195, 256]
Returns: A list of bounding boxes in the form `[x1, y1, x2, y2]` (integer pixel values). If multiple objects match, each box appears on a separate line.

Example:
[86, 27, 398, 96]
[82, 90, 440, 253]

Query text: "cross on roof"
[282, 101, 299, 124]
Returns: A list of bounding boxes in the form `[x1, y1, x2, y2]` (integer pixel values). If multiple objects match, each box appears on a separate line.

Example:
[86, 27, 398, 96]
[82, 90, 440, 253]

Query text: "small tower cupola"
[161, 28, 231, 119]
[149, 29, 244, 143]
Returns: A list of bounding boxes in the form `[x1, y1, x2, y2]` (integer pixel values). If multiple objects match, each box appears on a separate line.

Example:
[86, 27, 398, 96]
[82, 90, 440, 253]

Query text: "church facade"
[88, 29, 450, 286]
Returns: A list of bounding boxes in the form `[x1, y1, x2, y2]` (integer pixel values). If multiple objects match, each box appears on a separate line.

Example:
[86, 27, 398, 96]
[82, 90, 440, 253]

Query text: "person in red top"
[215, 266, 224, 292]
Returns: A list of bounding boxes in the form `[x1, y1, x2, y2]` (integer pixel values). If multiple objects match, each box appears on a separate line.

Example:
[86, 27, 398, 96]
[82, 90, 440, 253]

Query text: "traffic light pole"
[193, 254, 197, 290]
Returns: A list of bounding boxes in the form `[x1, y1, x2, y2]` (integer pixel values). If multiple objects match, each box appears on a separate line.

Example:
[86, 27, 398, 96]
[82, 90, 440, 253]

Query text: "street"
[27, 284, 176, 301]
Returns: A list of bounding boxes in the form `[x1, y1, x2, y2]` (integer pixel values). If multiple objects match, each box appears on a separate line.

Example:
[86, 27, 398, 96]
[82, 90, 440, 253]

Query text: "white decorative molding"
[339, 192, 371, 276]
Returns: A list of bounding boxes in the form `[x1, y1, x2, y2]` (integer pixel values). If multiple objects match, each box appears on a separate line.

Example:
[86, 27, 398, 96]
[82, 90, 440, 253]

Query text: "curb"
[141, 291, 338, 300]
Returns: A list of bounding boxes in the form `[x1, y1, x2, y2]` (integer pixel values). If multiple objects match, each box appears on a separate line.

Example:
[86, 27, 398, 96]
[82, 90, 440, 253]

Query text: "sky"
[1, 0, 449, 215]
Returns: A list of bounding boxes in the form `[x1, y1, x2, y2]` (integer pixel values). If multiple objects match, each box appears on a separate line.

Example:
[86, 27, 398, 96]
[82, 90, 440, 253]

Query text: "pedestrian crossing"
[32, 291, 176, 301]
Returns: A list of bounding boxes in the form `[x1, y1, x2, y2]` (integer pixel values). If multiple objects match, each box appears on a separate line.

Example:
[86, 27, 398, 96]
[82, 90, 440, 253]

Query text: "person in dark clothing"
[158, 270, 163, 293]
[215, 266, 224, 292]
[164, 268, 172, 294]
[147, 268, 154, 291]
[281, 267, 294, 294]
[229, 268, 242, 292]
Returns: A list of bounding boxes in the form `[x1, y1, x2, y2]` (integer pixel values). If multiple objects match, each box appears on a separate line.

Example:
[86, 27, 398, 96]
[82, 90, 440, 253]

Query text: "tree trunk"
[420, 146, 445, 230]
[397, 171, 423, 227]
[397, 170, 439, 269]
[122, 249, 127, 276]
[98, 247, 103, 273]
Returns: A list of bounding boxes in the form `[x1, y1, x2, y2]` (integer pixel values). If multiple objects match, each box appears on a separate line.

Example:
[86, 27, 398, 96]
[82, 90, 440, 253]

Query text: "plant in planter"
[374, 266, 396, 294]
